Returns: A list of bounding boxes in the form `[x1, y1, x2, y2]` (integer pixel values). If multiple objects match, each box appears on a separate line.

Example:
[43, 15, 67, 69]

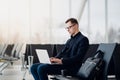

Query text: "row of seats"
[24, 43, 120, 80]
[0, 43, 23, 74]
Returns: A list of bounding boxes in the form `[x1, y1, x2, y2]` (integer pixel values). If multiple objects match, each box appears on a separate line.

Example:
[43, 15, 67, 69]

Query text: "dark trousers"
[30, 63, 69, 80]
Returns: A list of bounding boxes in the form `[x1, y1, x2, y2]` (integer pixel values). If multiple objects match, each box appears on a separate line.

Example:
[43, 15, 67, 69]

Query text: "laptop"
[36, 49, 51, 64]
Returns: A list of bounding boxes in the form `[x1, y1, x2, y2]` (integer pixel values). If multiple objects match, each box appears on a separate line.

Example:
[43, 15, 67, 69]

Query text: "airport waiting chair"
[0, 44, 5, 55]
[0, 43, 8, 57]
[0, 43, 23, 61]
[0, 43, 11, 75]
[10, 43, 23, 60]
[0, 43, 23, 75]
[96, 43, 116, 80]
[52, 43, 116, 80]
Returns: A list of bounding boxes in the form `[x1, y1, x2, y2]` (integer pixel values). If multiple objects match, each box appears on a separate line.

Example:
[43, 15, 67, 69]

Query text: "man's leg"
[37, 64, 66, 80]
[30, 63, 41, 80]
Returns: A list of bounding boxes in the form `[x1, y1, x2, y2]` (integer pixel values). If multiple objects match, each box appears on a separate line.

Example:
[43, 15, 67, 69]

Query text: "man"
[30, 18, 89, 80]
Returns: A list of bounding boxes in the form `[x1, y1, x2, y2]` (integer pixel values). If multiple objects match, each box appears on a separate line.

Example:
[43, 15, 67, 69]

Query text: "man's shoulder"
[77, 34, 89, 45]
[78, 33, 87, 40]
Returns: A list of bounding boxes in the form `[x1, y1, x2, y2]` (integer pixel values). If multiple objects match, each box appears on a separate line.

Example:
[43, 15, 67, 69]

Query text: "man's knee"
[37, 64, 48, 73]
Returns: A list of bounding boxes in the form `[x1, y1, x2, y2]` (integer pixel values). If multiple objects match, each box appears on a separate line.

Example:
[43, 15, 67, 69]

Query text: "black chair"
[111, 44, 120, 80]
[53, 43, 116, 80]
[95, 43, 116, 80]
[24, 44, 54, 64]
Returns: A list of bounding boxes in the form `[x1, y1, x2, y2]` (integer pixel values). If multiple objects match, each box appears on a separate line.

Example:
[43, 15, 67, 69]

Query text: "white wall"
[0, 0, 120, 44]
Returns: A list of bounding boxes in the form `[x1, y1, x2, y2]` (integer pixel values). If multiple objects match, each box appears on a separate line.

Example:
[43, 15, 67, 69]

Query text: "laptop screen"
[36, 49, 51, 64]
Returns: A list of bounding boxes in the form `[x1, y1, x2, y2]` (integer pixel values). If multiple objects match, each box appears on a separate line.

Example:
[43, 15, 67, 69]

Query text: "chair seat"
[51, 75, 80, 80]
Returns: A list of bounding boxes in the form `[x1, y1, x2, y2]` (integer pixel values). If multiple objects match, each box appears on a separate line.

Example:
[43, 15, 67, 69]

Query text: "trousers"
[30, 63, 69, 80]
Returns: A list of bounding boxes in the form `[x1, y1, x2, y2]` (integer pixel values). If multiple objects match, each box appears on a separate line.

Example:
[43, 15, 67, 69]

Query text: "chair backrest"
[1, 43, 8, 56]
[14, 43, 23, 58]
[51, 44, 65, 57]
[11, 43, 19, 57]
[11, 43, 23, 58]
[0, 44, 5, 55]
[113, 44, 120, 79]
[82, 44, 99, 62]
[96, 43, 116, 80]
[4, 44, 14, 56]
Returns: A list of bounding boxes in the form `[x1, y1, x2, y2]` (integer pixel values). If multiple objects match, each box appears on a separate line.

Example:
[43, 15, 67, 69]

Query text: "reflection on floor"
[0, 63, 54, 80]
[0, 64, 34, 80]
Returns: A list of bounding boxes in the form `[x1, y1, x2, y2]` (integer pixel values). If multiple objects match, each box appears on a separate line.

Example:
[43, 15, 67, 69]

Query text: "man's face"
[65, 21, 78, 36]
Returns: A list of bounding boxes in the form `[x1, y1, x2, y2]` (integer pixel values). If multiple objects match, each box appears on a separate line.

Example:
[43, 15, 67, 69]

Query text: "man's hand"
[50, 57, 62, 64]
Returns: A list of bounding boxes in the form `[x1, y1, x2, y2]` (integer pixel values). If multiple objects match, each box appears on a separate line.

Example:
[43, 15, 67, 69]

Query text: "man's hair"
[65, 18, 78, 24]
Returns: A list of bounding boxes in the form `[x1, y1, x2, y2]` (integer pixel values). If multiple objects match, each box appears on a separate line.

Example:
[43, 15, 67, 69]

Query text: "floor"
[0, 62, 55, 80]
[0, 62, 116, 80]
[0, 64, 34, 80]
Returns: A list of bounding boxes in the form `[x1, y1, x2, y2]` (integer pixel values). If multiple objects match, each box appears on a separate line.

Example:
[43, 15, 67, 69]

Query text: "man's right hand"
[50, 57, 62, 64]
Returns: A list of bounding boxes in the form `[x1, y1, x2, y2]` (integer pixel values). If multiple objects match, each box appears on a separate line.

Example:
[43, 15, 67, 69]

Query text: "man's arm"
[55, 39, 70, 58]
[62, 37, 89, 65]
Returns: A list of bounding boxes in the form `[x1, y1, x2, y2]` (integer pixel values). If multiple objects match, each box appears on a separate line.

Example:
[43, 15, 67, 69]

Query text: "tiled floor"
[0, 65, 34, 80]
[0, 64, 54, 80]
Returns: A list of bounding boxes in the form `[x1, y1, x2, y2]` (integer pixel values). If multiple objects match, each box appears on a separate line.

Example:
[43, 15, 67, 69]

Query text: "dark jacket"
[56, 32, 89, 72]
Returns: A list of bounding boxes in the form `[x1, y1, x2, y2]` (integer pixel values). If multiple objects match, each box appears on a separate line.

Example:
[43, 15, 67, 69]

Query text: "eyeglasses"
[65, 24, 75, 30]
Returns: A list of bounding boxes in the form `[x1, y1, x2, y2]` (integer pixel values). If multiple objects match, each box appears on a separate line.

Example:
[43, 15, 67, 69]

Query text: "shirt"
[56, 32, 89, 67]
